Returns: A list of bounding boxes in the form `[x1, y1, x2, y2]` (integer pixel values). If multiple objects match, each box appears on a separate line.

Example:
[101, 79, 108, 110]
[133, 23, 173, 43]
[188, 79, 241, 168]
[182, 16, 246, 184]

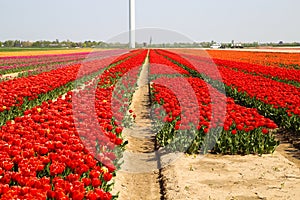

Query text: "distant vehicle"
[210, 43, 222, 49]
[231, 43, 244, 48]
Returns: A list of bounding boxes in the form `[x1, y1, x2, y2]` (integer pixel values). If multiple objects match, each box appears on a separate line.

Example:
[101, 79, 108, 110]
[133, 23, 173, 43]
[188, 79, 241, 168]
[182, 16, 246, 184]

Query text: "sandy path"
[0, 72, 20, 80]
[0, 70, 35, 80]
[162, 148, 300, 200]
[112, 53, 162, 200]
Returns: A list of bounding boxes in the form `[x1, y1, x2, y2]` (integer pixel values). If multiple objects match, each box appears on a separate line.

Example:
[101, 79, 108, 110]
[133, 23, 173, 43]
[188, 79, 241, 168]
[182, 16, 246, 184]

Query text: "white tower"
[129, 0, 136, 48]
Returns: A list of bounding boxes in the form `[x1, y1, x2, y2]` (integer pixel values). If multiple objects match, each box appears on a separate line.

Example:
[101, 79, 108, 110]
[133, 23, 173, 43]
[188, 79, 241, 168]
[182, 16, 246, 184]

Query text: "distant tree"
[0, 41, 2, 47]
[32, 41, 41, 47]
[71, 42, 78, 48]
[60, 40, 71, 48]
[14, 40, 22, 47]
[253, 42, 259, 47]
[63, 40, 72, 48]
[97, 41, 107, 47]
[77, 42, 83, 48]
[4, 40, 15, 47]
[84, 41, 93, 47]
[91, 41, 98, 47]
[41, 40, 51, 47]
[200, 42, 210, 48]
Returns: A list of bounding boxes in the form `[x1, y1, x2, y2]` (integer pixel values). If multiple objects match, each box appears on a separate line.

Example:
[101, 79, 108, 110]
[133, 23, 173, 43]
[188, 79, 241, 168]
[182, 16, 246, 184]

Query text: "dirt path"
[112, 53, 162, 200]
[0, 72, 20, 80]
[112, 52, 300, 200]
[162, 151, 300, 200]
[158, 130, 300, 200]
[0, 70, 34, 81]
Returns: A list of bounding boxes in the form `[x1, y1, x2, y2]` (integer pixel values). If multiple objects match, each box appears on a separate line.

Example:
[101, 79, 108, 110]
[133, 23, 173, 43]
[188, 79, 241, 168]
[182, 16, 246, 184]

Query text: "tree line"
[0, 40, 107, 48]
[0, 40, 299, 49]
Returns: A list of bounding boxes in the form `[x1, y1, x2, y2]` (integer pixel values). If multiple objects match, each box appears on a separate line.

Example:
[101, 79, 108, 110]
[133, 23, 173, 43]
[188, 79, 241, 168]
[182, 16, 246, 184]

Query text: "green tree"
[4, 40, 15, 47]
[71, 42, 78, 48]
[84, 41, 92, 47]
[14, 40, 21, 47]
[32, 41, 41, 47]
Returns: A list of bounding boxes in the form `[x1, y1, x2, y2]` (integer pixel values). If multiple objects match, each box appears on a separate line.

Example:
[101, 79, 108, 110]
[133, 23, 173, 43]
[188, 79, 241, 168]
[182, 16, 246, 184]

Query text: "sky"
[0, 0, 299, 43]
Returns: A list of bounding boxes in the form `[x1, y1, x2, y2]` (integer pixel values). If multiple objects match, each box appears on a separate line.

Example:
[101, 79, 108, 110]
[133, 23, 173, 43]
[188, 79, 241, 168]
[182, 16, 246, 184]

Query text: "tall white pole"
[129, 0, 136, 48]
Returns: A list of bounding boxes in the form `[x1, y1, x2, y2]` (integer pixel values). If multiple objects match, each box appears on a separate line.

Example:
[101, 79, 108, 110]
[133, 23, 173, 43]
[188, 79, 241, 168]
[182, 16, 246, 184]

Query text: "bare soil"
[162, 150, 300, 200]
[1, 72, 20, 80]
[159, 131, 300, 200]
[112, 54, 162, 200]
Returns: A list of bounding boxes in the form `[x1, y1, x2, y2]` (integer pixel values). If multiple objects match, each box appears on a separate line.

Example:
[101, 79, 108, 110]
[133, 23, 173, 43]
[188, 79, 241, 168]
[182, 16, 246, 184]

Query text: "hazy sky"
[0, 0, 299, 43]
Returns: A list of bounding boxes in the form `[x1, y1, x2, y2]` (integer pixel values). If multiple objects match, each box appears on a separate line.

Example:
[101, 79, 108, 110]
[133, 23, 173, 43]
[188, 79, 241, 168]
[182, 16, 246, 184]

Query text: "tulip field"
[0, 48, 299, 199]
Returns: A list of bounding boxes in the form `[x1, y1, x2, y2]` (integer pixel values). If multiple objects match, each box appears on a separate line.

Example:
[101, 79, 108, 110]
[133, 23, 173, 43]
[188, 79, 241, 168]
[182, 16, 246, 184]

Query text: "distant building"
[49, 44, 59, 47]
[231, 40, 244, 48]
[210, 43, 222, 49]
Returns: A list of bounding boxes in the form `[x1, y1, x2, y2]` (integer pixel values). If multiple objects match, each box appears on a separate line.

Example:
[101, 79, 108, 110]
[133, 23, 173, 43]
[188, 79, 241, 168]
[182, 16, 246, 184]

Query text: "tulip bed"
[174, 49, 300, 69]
[0, 49, 143, 127]
[155, 49, 300, 132]
[178, 54, 300, 87]
[213, 58, 300, 84]
[0, 48, 298, 199]
[0, 52, 89, 79]
[206, 50, 300, 70]
[0, 50, 129, 82]
[149, 50, 279, 154]
[0, 49, 147, 199]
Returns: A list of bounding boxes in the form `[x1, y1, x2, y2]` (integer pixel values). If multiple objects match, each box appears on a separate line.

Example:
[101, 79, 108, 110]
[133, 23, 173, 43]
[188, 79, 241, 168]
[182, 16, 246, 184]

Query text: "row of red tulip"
[214, 58, 300, 83]
[149, 50, 190, 75]
[155, 49, 300, 131]
[157, 50, 300, 116]
[149, 49, 278, 154]
[0, 50, 148, 199]
[181, 53, 300, 117]
[0, 52, 131, 113]
[180, 53, 300, 85]
[0, 50, 129, 84]
[173, 49, 300, 70]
